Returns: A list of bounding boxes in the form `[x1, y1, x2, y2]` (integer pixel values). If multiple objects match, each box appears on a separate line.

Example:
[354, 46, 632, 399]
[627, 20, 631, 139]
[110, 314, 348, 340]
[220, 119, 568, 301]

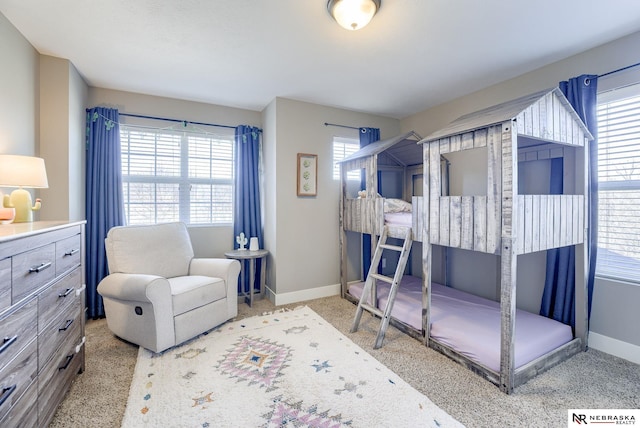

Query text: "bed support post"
[340, 164, 348, 298]
[499, 120, 518, 394]
[422, 142, 432, 345]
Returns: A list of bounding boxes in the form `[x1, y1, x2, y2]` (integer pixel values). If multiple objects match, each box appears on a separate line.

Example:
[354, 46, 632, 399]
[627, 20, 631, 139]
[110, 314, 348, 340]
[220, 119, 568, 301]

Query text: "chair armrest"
[97, 273, 171, 303]
[189, 258, 240, 281]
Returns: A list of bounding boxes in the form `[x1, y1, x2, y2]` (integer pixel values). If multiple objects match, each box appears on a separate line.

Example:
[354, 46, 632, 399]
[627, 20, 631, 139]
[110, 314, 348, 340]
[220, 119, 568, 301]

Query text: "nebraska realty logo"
[569, 409, 638, 425]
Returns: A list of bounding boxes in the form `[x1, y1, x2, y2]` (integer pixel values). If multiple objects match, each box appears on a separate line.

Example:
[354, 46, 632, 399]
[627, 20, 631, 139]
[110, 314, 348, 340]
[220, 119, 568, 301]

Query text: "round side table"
[224, 249, 269, 307]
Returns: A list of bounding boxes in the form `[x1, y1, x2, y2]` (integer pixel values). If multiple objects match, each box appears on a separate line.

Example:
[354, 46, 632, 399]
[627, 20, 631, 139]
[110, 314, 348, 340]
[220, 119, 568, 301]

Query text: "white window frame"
[120, 125, 234, 226]
[595, 83, 640, 285]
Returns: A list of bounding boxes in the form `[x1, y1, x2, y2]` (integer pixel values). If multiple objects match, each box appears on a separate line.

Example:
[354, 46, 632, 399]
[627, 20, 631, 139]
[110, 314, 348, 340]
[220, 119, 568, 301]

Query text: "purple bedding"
[349, 276, 573, 372]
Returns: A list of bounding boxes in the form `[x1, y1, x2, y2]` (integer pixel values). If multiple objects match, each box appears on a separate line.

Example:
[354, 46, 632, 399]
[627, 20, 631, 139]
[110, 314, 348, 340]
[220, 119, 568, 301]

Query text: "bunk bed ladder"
[350, 225, 413, 349]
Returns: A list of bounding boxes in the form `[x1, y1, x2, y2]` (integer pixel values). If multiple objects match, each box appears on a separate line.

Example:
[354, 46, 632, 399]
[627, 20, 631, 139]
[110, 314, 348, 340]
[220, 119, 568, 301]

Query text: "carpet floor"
[50, 295, 640, 428]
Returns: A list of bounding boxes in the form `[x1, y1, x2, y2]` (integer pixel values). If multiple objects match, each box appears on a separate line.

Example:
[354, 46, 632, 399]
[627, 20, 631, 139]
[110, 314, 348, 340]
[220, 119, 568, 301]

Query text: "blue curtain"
[85, 107, 125, 318]
[359, 127, 380, 279]
[540, 75, 598, 327]
[233, 125, 263, 293]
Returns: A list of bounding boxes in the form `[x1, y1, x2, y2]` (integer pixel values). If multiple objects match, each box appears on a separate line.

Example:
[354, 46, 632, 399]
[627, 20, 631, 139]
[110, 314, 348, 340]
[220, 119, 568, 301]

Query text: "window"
[120, 125, 234, 226]
[596, 84, 640, 284]
[333, 136, 360, 180]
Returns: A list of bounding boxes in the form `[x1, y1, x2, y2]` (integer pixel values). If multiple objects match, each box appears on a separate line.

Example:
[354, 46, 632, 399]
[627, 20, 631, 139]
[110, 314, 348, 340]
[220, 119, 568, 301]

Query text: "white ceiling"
[2, 0, 640, 119]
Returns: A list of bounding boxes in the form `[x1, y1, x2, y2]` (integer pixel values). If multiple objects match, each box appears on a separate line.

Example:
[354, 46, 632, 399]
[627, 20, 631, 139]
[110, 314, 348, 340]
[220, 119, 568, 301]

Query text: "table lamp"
[0, 155, 49, 223]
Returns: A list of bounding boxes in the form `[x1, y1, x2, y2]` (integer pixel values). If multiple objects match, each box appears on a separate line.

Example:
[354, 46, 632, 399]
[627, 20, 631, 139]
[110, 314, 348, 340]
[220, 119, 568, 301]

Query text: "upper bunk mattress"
[348, 276, 573, 372]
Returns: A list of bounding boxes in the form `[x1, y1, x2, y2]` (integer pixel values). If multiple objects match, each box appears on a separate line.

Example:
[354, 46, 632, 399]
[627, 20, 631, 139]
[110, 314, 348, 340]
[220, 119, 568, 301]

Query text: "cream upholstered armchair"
[97, 222, 240, 353]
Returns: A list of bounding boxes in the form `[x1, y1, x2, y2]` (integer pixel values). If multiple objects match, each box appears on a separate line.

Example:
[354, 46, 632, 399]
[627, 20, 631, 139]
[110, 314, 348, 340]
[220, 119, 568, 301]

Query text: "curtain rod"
[324, 122, 360, 130]
[598, 61, 640, 79]
[87, 110, 262, 132]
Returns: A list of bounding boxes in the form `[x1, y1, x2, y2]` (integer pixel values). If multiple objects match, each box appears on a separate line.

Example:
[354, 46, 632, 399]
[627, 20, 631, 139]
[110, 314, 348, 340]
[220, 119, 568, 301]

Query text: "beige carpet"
[50, 295, 640, 428]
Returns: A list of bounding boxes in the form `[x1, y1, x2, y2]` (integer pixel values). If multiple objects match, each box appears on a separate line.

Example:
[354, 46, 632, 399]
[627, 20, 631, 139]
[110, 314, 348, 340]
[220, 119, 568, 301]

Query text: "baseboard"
[588, 331, 640, 365]
[265, 283, 341, 306]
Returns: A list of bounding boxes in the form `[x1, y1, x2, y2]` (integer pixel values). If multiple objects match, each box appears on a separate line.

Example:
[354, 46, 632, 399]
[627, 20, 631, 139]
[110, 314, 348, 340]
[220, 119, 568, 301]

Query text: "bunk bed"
[338, 130, 425, 300]
[340, 88, 593, 394]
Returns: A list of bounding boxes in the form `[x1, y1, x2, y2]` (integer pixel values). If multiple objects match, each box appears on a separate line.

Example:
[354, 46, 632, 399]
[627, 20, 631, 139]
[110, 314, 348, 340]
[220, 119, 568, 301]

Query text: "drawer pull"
[58, 354, 74, 371]
[59, 319, 74, 331]
[0, 335, 18, 355]
[29, 261, 52, 273]
[64, 248, 79, 257]
[58, 288, 74, 298]
[0, 384, 17, 407]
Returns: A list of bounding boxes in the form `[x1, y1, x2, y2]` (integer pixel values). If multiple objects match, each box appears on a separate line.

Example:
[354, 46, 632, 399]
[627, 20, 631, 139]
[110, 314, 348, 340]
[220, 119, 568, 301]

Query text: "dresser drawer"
[38, 267, 81, 332]
[38, 336, 83, 426]
[0, 298, 37, 370]
[55, 233, 82, 277]
[0, 338, 37, 422]
[0, 374, 37, 428]
[12, 244, 56, 303]
[0, 258, 10, 312]
[38, 297, 81, 372]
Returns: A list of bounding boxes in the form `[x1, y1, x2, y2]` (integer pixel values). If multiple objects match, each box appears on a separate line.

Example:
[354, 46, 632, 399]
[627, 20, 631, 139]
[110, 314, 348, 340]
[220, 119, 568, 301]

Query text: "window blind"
[596, 86, 640, 284]
[121, 126, 234, 225]
[333, 137, 360, 180]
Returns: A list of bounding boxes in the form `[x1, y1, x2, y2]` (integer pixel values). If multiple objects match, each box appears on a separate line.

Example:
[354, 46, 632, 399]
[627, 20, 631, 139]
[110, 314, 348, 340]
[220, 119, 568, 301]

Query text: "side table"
[224, 249, 269, 307]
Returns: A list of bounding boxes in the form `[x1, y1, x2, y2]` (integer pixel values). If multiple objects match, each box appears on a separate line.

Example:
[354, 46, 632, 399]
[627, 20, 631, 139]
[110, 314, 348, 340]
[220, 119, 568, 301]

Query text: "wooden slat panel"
[553, 196, 561, 248]
[517, 196, 525, 254]
[516, 112, 525, 134]
[532, 101, 540, 138]
[486, 125, 502, 254]
[539, 195, 548, 251]
[474, 128, 488, 148]
[461, 132, 474, 150]
[439, 137, 450, 154]
[501, 122, 516, 238]
[412, 196, 424, 242]
[450, 134, 461, 152]
[474, 196, 487, 252]
[524, 106, 533, 135]
[449, 196, 462, 248]
[532, 195, 540, 253]
[524, 195, 531, 253]
[439, 197, 450, 246]
[544, 92, 554, 140]
[560, 196, 568, 247]
[461, 196, 474, 250]
[429, 142, 441, 244]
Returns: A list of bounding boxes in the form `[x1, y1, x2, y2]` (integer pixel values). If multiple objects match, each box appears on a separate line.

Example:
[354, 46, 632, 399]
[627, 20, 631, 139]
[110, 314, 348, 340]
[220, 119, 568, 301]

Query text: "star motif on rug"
[217, 336, 291, 392]
[262, 395, 353, 427]
[192, 392, 214, 408]
[311, 359, 332, 373]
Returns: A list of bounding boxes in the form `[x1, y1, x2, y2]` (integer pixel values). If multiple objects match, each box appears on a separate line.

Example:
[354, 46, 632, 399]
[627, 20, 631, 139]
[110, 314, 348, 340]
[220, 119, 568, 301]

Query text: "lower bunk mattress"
[348, 276, 573, 372]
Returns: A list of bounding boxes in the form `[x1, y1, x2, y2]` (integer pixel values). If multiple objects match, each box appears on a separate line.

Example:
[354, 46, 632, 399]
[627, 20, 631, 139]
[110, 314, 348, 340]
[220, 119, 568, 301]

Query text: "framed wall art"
[297, 153, 317, 196]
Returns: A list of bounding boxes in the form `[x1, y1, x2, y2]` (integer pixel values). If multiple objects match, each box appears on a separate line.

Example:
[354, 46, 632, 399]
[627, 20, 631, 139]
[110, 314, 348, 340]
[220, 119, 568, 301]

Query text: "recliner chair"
[97, 222, 240, 353]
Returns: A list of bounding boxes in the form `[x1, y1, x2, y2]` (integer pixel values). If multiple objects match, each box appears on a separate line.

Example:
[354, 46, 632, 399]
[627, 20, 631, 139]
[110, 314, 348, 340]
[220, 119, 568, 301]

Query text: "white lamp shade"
[328, 0, 380, 31]
[0, 155, 49, 188]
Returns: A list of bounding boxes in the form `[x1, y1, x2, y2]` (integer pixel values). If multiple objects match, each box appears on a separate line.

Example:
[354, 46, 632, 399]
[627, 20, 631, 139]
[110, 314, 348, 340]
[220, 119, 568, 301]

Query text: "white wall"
[264, 97, 400, 304]
[401, 30, 640, 355]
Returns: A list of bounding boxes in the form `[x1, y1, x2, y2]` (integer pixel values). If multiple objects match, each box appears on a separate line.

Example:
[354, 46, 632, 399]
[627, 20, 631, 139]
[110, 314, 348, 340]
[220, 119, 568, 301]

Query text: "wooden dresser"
[0, 221, 86, 427]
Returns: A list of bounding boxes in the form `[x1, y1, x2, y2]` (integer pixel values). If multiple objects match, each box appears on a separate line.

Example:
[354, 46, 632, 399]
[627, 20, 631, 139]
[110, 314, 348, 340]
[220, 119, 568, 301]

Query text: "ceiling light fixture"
[327, 0, 381, 31]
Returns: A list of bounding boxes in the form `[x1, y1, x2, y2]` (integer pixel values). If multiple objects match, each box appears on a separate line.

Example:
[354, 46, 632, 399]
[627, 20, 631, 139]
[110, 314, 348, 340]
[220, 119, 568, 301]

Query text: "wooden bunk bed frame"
[420, 87, 593, 393]
[338, 131, 424, 301]
[338, 88, 593, 394]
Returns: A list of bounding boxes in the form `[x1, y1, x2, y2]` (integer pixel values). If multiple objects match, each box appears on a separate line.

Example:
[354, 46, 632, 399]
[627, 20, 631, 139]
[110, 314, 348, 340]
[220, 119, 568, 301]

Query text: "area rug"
[122, 306, 464, 427]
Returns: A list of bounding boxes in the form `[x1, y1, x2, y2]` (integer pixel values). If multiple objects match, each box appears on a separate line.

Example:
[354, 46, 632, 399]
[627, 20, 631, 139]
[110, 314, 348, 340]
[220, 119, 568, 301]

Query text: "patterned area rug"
[122, 306, 464, 427]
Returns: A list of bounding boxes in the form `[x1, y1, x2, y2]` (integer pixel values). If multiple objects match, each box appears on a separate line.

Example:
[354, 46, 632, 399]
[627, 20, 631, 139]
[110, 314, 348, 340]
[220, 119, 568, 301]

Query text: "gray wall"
[262, 97, 400, 303]
[0, 13, 39, 200]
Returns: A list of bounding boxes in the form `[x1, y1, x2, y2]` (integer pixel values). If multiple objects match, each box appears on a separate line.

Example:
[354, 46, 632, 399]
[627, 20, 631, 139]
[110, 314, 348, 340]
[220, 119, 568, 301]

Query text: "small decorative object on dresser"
[0, 221, 86, 427]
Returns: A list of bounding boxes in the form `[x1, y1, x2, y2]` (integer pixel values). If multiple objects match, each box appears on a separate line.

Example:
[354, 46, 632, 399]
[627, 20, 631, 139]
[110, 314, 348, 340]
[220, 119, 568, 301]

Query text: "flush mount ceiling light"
[327, 0, 381, 31]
